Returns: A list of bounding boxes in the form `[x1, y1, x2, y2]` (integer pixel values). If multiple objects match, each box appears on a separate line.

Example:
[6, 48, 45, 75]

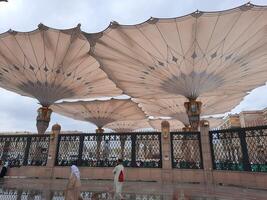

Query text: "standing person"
[64, 165, 82, 200]
[0, 161, 8, 178]
[113, 159, 125, 200]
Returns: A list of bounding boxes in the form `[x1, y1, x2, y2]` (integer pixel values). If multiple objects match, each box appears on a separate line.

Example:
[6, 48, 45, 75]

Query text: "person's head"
[70, 165, 80, 179]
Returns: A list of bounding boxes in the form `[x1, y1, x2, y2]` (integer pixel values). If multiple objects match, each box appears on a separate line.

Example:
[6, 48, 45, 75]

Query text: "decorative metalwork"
[170, 132, 203, 169]
[210, 125, 267, 172]
[0, 135, 50, 167]
[135, 133, 162, 168]
[27, 136, 50, 166]
[55, 135, 80, 166]
[55, 132, 162, 168]
[0, 136, 27, 167]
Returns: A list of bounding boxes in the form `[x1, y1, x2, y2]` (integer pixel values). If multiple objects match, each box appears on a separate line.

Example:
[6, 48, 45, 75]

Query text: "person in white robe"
[112, 159, 125, 200]
[64, 165, 82, 200]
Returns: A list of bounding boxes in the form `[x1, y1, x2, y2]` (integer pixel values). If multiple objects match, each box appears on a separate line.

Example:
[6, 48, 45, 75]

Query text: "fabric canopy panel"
[199, 93, 245, 115]
[51, 99, 146, 128]
[0, 24, 122, 106]
[134, 93, 243, 123]
[134, 97, 190, 125]
[149, 119, 184, 131]
[104, 119, 151, 132]
[86, 3, 267, 100]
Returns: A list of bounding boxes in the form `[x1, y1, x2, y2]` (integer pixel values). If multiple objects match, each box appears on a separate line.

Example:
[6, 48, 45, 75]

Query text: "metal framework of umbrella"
[86, 3, 267, 129]
[0, 24, 122, 134]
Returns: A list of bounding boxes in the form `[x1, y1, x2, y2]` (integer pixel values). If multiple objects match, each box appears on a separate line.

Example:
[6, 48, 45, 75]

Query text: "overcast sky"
[0, 0, 267, 133]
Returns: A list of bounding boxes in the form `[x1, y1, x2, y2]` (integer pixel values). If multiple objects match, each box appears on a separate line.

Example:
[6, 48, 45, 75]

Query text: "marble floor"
[0, 178, 266, 200]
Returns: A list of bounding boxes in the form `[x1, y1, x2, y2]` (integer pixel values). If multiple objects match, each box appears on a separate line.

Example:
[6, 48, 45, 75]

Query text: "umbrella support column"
[36, 107, 52, 134]
[184, 99, 202, 131]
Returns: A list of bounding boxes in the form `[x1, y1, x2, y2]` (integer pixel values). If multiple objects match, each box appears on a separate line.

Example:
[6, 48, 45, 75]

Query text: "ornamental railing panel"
[55, 135, 80, 166]
[27, 136, 50, 166]
[135, 133, 162, 168]
[210, 125, 267, 172]
[55, 132, 162, 168]
[81, 134, 133, 167]
[170, 132, 203, 169]
[0, 135, 50, 167]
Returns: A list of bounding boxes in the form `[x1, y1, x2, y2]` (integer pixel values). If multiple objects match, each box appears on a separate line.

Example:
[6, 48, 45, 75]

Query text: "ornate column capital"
[184, 99, 202, 130]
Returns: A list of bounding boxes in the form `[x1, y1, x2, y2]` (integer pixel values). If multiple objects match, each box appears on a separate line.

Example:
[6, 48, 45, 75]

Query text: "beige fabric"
[134, 97, 189, 124]
[87, 4, 267, 103]
[51, 99, 146, 128]
[104, 119, 151, 132]
[134, 93, 244, 122]
[198, 93, 245, 115]
[0, 24, 121, 106]
[64, 173, 82, 200]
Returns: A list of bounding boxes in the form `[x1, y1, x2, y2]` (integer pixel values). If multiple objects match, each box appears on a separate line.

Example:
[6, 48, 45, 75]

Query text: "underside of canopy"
[134, 97, 190, 125]
[86, 3, 267, 101]
[51, 99, 146, 128]
[134, 93, 243, 122]
[0, 24, 122, 107]
[104, 119, 151, 132]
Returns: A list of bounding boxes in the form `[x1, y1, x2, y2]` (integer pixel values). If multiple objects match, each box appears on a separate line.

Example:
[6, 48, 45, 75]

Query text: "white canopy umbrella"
[134, 93, 243, 128]
[51, 99, 146, 133]
[0, 24, 122, 133]
[86, 3, 267, 129]
[104, 119, 151, 132]
[134, 97, 190, 126]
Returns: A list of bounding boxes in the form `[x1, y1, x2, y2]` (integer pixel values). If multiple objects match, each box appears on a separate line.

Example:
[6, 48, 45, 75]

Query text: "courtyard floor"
[0, 178, 266, 199]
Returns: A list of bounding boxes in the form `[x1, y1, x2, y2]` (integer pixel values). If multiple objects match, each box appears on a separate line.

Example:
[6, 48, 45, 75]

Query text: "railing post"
[200, 120, 213, 185]
[46, 136, 58, 167]
[131, 133, 137, 167]
[77, 135, 85, 166]
[23, 136, 32, 166]
[161, 121, 172, 183]
[47, 124, 61, 178]
[239, 130, 251, 171]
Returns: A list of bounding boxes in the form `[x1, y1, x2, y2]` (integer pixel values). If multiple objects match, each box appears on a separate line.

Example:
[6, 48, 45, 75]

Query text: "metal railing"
[210, 125, 267, 172]
[55, 132, 162, 168]
[170, 131, 203, 169]
[0, 134, 50, 167]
